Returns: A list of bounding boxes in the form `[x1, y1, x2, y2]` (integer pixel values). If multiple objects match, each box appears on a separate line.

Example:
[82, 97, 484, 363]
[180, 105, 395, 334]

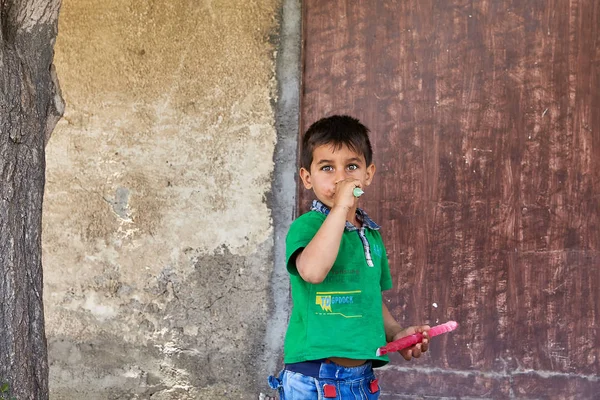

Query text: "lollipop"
[376, 321, 458, 356]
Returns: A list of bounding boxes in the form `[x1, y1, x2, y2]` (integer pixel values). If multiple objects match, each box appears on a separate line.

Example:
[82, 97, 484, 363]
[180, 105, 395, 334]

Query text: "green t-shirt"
[284, 204, 393, 367]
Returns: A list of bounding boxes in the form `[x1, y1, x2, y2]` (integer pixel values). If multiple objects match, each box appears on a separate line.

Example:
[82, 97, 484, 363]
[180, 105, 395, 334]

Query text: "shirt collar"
[310, 200, 381, 231]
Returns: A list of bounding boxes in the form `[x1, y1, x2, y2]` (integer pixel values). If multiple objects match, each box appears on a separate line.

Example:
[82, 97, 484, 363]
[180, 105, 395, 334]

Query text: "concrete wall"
[43, 0, 298, 398]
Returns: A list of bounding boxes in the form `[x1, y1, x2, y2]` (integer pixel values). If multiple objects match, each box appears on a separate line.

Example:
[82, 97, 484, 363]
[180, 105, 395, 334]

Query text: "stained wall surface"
[301, 0, 599, 398]
[43, 1, 283, 398]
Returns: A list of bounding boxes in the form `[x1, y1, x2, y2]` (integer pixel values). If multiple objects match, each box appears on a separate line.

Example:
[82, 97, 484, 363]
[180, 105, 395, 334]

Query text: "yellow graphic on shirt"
[315, 290, 362, 318]
[316, 295, 333, 312]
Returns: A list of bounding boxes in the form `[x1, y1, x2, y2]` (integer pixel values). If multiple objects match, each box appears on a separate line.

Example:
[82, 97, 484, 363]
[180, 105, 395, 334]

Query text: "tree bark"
[0, 1, 63, 399]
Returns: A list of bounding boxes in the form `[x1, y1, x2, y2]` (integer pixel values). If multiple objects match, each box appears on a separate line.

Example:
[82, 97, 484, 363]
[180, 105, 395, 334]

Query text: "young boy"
[268, 115, 430, 399]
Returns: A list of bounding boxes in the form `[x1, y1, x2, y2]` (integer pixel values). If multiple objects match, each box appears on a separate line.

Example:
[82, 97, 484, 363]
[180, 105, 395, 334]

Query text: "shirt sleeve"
[285, 212, 324, 275]
[380, 241, 393, 291]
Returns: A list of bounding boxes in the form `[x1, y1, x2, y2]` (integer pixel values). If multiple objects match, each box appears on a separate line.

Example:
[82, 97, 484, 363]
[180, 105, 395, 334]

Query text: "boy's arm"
[295, 205, 349, 283]
[382, 302, 404, 342]
[295, 178, 360, 284]
[382, 302, 430, 360]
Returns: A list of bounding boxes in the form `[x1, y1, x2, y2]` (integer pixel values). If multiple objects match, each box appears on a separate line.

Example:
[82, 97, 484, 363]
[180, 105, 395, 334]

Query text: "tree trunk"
[0, 1, 63, 399]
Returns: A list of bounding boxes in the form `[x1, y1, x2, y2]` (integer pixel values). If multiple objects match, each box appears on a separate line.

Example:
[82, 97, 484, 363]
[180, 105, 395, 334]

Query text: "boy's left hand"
[392, 325, 430, 361]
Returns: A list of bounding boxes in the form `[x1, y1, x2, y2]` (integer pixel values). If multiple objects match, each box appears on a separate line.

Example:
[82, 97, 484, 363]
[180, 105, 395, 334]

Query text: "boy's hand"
[392, 325, 430, 361]
[333, 178, 361, 210]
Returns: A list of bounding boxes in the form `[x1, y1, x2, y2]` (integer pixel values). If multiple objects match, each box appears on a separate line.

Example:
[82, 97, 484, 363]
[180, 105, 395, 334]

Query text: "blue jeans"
[268, 361, 380, 399]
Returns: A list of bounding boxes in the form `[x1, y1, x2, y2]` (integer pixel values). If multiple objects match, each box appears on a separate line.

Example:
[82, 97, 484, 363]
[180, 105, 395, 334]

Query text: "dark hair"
[301, 115, 373, 170]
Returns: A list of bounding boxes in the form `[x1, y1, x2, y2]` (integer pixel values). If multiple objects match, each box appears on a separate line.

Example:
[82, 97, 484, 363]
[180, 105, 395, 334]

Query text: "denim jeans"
[268, 361, 380, 399]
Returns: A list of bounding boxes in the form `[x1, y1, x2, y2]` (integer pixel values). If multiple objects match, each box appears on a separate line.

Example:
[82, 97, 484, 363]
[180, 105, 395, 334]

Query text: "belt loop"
[323, 384, 337, 398]
[267, 370, 284, 389]
[369, 378, 379, 394]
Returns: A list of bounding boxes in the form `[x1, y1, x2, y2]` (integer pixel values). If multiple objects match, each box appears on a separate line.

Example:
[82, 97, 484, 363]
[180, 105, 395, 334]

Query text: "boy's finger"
[412, 344, 422, 358]
[420, 328, 429, 352]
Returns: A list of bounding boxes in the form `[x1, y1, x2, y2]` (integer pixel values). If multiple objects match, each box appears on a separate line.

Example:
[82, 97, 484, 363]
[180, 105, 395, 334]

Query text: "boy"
[269, 115, 430, 399]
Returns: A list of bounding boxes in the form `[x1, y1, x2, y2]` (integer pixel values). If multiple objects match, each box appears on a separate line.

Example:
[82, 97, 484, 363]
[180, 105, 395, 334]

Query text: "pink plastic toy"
[376, 320, 458, 356]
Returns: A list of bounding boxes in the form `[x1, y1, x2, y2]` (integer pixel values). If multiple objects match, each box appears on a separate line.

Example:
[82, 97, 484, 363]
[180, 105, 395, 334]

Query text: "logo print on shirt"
[315, 291, 362, 318]
[372, 243, 383, 258]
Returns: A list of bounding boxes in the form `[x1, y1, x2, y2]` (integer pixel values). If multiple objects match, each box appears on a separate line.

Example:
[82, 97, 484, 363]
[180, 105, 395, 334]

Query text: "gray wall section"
[261, 0, 301, 383]
[43, 0, 300, 398]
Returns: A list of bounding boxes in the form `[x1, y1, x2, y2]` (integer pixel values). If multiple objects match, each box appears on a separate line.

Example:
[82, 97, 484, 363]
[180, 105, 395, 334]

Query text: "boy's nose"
[335, 169, 348, 183]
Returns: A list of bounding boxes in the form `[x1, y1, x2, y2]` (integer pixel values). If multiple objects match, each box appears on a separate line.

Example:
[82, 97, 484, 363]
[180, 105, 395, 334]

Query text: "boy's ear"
[365, 163, 376, 186]
[299, 167, 313, 189]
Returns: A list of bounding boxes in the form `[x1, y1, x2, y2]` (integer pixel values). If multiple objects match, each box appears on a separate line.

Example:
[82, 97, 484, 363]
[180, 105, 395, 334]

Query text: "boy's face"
[300, 143, 376, 208]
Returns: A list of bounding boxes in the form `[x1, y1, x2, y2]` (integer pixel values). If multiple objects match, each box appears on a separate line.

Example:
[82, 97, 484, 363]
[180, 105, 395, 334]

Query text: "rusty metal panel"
[301, 0, 600, 397]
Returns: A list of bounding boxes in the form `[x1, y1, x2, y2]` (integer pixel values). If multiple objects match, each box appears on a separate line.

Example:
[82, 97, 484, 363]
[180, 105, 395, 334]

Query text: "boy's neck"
[345, 205, 360, 227]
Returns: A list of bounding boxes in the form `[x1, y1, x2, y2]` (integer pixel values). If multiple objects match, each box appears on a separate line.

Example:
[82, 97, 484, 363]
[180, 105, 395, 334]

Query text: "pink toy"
[376, 320, 458, 356]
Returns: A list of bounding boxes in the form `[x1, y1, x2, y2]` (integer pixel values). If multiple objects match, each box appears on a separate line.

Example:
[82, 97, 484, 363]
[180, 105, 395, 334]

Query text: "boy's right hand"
[392, 325, 430, 361]
[333, 178, 362, 210]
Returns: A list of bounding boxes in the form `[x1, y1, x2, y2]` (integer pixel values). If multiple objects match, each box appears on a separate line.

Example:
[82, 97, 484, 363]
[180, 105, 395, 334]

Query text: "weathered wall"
[43, 0, 286, 398]
[301, 0, 600, 398]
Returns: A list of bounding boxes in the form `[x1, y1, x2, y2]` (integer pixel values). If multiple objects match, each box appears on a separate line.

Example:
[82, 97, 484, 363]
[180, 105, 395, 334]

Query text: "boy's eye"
[347, 164, 358, 171]
[321, 166, 333, 172]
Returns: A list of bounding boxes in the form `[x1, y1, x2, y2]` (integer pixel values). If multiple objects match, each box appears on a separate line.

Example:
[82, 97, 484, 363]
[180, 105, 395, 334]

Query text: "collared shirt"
[284, 200, 393, 366]
[310, 200, 380, 267]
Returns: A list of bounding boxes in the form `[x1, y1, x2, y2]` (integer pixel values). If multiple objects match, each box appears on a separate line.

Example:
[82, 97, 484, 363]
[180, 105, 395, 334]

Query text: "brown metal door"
[300, 1, 600, 397]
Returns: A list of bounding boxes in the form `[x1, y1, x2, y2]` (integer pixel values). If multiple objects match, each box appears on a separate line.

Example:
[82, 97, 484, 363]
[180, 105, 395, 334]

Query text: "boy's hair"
[301, 115, 373, 170]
